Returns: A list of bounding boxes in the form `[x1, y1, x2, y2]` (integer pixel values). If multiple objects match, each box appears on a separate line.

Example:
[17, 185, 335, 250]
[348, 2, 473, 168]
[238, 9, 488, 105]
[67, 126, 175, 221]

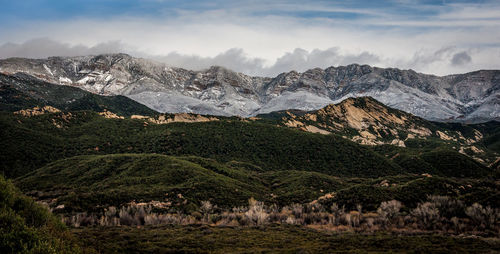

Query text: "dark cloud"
[451, 51, 472, 66]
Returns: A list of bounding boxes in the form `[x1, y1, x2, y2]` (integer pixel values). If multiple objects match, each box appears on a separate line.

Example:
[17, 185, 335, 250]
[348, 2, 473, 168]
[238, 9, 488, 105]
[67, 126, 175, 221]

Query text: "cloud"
[0, 38, 127, 59]
[0, 38, 496, 77]
[264, 48, 381, 75]
[0, 39, 383, 76]
[451, 51, 472, 66]
[151, 47, 382, 76]
[151, 48, 266, 76]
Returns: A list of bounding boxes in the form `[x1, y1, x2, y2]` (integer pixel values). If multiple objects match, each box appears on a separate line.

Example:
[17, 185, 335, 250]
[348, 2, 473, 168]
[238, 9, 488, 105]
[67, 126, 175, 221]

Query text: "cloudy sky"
[1, 0, 499, 76]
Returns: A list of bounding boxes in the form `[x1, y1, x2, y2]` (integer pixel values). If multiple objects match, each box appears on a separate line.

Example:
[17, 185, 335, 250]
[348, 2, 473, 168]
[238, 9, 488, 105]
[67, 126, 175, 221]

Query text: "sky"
[0, 0, 499, 77]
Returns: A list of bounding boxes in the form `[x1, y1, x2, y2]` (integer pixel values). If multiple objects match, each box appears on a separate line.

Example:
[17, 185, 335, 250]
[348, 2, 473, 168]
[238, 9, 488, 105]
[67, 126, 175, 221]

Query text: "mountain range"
[1, 53, 499, 253]
[1, 53, 499, 122]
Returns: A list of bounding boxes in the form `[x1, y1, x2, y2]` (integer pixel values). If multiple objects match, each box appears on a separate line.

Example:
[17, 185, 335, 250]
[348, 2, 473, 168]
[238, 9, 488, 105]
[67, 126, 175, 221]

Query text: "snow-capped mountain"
[0, 53, 498, 122]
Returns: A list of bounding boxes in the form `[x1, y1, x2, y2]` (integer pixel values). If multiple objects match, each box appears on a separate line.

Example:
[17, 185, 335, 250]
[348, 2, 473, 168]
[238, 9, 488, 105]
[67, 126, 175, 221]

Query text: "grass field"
[73, 225, 500, 253]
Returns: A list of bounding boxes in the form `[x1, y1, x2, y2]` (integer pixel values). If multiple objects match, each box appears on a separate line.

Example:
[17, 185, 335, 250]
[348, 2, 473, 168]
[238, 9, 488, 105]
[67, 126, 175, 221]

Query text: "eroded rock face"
[1, 54, 499, 122]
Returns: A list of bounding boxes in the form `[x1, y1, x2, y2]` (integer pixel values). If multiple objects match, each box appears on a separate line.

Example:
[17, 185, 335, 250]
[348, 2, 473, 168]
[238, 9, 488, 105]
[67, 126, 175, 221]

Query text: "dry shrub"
[200, 201, 213, 214]
[291, 204, 304, 218]
[411, 202, 440, 230]
[330, 203, 345, 226]
[119, 207, 136, 226]
[59, 197, 498, 236]
[465, 203, 499, 230]
[428, 195, 464, 218]
[377, 200, 402, 223]
[245, 198, 269, 226]
[349, 211, 361, 227]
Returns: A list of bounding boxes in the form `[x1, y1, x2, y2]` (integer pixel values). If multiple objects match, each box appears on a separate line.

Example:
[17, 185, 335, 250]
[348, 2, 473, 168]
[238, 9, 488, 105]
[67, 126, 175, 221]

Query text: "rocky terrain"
[0, 53, 499, 122]
[272, 97, 483, 146]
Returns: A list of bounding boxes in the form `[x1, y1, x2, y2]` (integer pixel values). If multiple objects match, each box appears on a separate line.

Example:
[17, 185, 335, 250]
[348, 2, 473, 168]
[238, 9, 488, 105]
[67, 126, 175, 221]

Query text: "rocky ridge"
[0, 53, 499, 122]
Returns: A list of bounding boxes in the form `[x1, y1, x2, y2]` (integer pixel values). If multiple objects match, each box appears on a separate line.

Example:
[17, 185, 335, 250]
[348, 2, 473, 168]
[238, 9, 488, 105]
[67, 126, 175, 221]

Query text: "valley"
[0, 63, 499, 253]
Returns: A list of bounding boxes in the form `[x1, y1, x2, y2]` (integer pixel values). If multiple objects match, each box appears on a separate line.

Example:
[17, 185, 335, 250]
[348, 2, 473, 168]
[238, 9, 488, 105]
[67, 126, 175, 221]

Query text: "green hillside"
[0, 111, 403, 178]
[14, 153, 499, 213]
[16, 154, 268, 211]
[0, 175, 83, 253]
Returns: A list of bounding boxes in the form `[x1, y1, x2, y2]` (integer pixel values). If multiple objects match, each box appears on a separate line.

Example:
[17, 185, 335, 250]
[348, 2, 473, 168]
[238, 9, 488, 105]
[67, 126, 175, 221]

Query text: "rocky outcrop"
[99, 110, 124, 119]
[14, 106, 60, 116]
[131, 113, 218, 124]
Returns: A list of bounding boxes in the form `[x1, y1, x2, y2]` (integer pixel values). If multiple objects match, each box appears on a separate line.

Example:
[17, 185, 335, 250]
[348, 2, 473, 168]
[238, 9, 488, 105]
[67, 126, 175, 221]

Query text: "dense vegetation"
[0, 175, 83, 253]
[0, 111, 403, 178]
[373, 144, 491, 178]
[16, 154, 268, 212]
[2, 110, 495, 179]
[15, 153, 499, 213]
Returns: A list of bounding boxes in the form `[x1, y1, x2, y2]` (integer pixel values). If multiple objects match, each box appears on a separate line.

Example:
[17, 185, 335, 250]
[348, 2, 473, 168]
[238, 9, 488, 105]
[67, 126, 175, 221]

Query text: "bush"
[427, 195, 464, 218]
[0, 175, 82, 253]
[465, 203, 499, 229]
[377, 200, 402, 223]
[245, 198, 269, 226]
[411, 202, 440, 230]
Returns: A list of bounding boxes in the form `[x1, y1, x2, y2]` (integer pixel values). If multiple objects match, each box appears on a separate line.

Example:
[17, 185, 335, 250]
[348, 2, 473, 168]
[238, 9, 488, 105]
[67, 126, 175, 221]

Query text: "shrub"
[291, 204, 304, 218]
[377, 200, 402, 223]
[427, 195, 464, 218]
[465, 203, 499, 229]
[200, 201, 213, 214]
[411, 202, 440, 230]
[119, 207, 136, 226]
[245, 198, 268, 226]
[330, 203, 345, 225]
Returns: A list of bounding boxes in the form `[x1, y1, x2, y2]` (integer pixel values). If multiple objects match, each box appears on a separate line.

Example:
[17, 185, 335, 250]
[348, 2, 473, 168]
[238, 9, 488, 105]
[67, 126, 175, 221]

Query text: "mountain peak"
[280, 96, 429, 146]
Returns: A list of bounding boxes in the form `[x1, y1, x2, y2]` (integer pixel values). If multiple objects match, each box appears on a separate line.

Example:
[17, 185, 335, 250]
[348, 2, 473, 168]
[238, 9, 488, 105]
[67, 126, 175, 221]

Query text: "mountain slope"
[1, 54, 498, 122]
[0, 72, 157, 116]
[267, 97, 483, 145]
[260, 97, 499, 166]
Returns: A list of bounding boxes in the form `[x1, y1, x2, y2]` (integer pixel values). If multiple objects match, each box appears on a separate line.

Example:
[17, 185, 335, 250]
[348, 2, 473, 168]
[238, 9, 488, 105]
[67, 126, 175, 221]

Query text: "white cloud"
[0, 38, 127, 59]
